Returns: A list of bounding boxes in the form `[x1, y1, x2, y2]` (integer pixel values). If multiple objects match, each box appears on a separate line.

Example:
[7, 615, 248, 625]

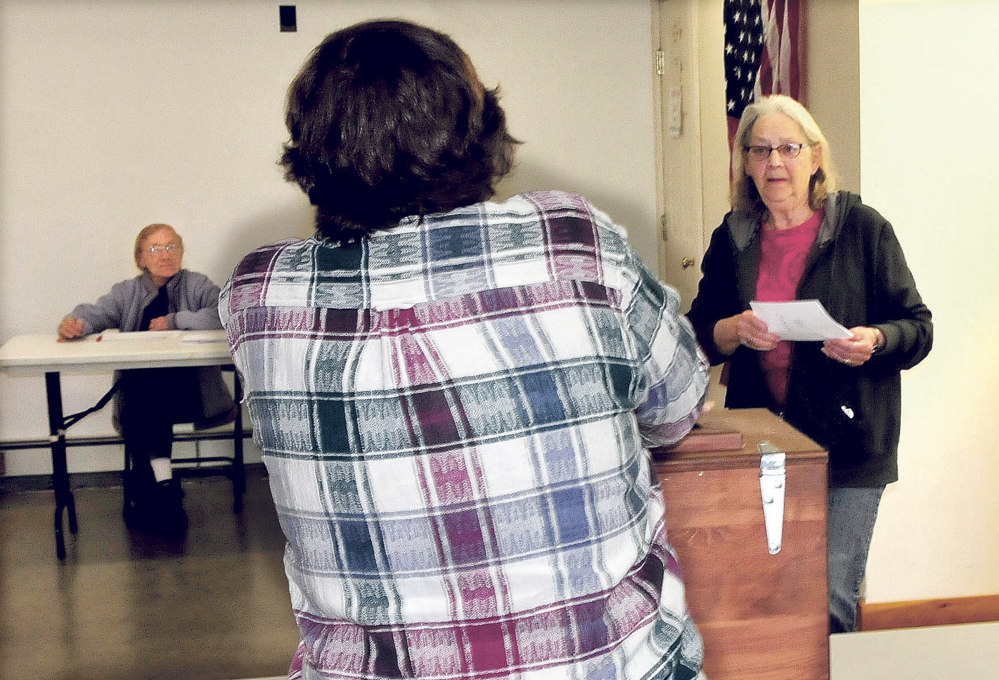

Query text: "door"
[653, 0, 730, 311]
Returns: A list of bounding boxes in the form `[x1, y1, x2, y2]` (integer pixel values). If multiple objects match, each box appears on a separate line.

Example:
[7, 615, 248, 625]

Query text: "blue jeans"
[827, 485, 885, 633]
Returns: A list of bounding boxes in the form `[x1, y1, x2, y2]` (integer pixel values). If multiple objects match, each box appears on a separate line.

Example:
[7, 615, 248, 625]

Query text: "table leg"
[232, 371, 245, 513]
[44, 371, 76, 559]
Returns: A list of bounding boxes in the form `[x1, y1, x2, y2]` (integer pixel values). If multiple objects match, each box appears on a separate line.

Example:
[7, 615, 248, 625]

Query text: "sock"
[150, 457, 172, 483]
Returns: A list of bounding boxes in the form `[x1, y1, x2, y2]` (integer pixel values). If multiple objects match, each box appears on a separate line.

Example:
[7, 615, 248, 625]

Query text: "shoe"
[123, 479, 188, 540]
[154, 478, 189, 537]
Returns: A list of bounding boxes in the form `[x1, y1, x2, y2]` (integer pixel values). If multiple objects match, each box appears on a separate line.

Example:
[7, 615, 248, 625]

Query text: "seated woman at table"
[58, 223, 235, 539]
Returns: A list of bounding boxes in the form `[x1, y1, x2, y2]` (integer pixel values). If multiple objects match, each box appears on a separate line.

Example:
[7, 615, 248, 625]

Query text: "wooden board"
[859, 594, 999, 631]
[653, 408, 830, 680]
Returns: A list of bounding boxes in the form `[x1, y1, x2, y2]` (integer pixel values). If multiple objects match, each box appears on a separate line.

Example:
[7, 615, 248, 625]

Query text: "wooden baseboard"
[859, 594, 999, 631]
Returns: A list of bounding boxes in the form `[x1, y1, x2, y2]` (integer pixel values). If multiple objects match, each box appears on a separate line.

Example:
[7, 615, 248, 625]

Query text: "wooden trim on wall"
[859, 595, 999, 631]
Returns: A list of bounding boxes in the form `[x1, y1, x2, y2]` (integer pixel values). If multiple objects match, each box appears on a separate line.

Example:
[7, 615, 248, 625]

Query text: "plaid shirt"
[221, 191, 708, 680]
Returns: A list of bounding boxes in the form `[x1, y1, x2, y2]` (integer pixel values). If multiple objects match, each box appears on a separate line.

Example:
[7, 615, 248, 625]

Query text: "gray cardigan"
[68, 269, 235, 431]
[70, 269, 224, 335]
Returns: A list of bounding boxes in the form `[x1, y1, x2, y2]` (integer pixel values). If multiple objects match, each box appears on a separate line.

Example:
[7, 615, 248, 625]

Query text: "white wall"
[0, 0, 660, 474]
[859, 0, 999, 603]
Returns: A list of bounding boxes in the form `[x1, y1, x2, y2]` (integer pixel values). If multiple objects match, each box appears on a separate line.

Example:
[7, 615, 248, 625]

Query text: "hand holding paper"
[749, 300, 851, 342]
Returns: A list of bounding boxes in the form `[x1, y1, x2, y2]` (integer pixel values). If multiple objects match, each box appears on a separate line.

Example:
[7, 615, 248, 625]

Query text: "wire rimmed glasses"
[146, 243, 183, 255]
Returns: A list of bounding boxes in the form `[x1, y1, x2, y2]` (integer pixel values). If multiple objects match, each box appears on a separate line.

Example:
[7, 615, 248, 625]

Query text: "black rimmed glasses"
[147, 243, 182, 254]
[744, 143, 811, 162]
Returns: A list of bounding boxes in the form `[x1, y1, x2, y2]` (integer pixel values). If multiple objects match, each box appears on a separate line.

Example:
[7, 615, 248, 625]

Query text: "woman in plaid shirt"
[222, 19, 708, 680]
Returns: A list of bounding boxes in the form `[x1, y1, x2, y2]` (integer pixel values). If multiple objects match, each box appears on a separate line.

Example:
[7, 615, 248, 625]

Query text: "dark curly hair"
[280, 20, 519, 244]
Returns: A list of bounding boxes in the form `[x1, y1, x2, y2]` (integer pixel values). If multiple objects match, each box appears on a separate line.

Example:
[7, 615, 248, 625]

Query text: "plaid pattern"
[221, 191, 708, 680]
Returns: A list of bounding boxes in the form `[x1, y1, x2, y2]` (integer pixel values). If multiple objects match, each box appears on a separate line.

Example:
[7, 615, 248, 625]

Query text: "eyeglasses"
[146, 243, 182, 254]
[744, 143, 811, 161]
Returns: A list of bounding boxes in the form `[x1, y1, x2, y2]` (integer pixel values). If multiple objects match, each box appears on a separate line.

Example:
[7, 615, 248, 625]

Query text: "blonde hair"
[730, 95, 839, 216]
[133, 223, 183, 269]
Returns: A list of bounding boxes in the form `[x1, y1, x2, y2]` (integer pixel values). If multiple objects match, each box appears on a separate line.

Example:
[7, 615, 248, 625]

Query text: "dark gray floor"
[0, 466, 299, 680]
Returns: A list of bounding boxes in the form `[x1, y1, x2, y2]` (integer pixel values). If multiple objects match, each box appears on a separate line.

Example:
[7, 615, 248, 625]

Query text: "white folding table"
[0, 330, 245, 558]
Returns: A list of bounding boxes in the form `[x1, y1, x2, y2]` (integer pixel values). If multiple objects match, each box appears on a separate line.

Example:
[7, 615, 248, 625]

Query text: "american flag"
[724, 0, 805, 148]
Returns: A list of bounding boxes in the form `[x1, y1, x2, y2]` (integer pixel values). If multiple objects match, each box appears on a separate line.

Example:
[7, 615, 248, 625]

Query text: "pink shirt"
[756, 210, 823, 407]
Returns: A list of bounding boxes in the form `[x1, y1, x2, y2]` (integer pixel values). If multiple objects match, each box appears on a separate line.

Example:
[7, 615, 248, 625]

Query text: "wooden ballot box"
[653, 408, 829, 680]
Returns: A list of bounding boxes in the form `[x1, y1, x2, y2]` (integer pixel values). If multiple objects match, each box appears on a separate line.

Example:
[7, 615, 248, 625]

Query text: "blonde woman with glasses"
[58, 223, 234, 539]
[687, 95, 933, 634]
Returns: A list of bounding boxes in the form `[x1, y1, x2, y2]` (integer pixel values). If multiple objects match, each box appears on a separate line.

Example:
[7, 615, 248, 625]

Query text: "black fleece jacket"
[687, 191, 933, 487]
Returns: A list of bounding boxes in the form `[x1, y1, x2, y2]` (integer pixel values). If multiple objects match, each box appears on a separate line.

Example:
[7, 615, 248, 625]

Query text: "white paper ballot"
[95, 329, 227, 344]
[750, 300, 852, 341]
[97, 330, 181, 342]
[178, 330, 228, 344]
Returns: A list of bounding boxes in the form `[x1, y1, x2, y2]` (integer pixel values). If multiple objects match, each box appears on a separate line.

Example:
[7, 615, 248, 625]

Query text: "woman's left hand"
[822, 326, 882, 367]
